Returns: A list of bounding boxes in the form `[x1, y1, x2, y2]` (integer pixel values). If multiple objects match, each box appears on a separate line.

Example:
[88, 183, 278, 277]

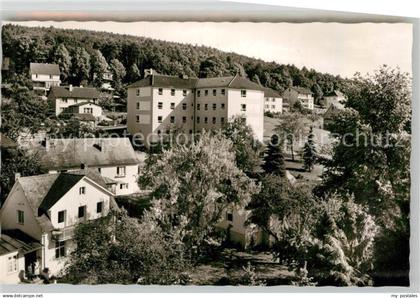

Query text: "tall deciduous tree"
[128, 63, 141, 82]
[139, 131, 258, 251]
[71, 47, 91, 85]
[90, 49, 110, 87]
[276, 113, 306, 161]
[53, 44, 72, 82]
[222, 117, 262, 175]
[110, 58, 126, 89]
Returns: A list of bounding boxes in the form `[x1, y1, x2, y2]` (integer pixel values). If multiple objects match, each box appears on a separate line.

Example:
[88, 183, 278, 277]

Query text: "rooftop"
[49, 86, 100, 99]
[0, 229, 42, 256]
[261, 86, 282, 98]
[0, 133, 17, 149]
[128, 74, 265, 91]
[32, 137, 140, 170]
[30, 63, 60, 76]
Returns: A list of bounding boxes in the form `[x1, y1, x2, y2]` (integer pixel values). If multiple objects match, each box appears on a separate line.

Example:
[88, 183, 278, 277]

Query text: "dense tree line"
[2, 24, 350, 101]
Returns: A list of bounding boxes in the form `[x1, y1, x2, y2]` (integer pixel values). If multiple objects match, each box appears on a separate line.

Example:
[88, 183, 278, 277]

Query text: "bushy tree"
[315, 66, 411, 285]
[110, 58, 126, 92]
[128, 63, 141, 82]
[221, 117, 262, 175]
[276, 113, 306, 161]
[63, 210, 189, 284]
[71, 47, 91, 85]
[262, 134, 285, 176]
[303, 127, 317, 171]
[139, 131, 258, 253]
[0, 148, 45, 202]
[90, 49, 110, 87]
[53, 44, 72, 82]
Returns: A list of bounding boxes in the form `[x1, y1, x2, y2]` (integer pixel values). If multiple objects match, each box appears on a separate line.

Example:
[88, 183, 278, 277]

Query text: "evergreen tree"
[303, 127, 317, 172]
[262, 134, 285, 176]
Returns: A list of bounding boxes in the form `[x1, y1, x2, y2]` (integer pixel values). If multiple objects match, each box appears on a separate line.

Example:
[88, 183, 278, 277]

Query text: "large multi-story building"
[30, 63, 61, 98]
[0, 170, 116, 282]
[127, 73, 265, 145]
[262, 87, 283, 114]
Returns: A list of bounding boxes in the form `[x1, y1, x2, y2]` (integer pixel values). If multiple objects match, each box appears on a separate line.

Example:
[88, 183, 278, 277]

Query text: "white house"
[0, 170, 116, 282]
[262, 87, 283, 114]
[29, 137, 144, 196]
[282, 86, 314, 110]
[48, 85, 101, 116]
[126, 72, 265, 145]
[30, 63, 61, 98]
[320, 90, 346, 108]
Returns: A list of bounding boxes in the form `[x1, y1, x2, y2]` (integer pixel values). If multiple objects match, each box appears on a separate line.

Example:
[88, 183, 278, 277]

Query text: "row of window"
[265, 98, 278, 102]
[57, 202, 104, 224]
[136, 102, 229, 111]
[135, 88, 245, 98]
[156, 116, 227, 125]
[265, 105, 278, 109]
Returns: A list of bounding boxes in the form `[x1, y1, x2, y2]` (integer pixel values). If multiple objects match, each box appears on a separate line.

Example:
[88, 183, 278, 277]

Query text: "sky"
[6, 21, 413, 78]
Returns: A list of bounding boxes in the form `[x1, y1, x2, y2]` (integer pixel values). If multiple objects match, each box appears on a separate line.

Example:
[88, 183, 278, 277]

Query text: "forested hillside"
[1, 24, 349, 101]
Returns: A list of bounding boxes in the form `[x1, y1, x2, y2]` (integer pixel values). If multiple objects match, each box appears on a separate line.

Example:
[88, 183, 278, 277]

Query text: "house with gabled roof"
[262, 87, 283, 114]
[28, 137, 145, 196]
[30, 63, 61, 97]
[48, 85, 101, 116]
[282, 86, 314, 110]
[320, 90, 347, 108]
[127, 72, 265, 145]
[0, 170, 116, 282]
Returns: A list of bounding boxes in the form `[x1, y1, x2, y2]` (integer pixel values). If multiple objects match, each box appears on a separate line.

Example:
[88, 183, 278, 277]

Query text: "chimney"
[80, 163, 87, 170]
[145, 68, 154, 77]
[69, 84, 73, 92]
[15, 172, 21, 181]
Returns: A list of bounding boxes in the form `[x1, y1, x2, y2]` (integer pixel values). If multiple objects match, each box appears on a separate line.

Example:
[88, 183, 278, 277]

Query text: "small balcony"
[51, 225, 76, 241]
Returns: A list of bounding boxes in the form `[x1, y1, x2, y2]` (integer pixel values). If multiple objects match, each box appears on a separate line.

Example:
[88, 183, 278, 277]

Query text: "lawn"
[189, 249, 295, 285]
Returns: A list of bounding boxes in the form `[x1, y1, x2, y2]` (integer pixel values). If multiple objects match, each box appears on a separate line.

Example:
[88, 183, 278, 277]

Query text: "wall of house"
[31, 74, 61, 89]
[51, 97, 90, 116]
[195, 87, 228, 132]
[227, 89, 264, 142]
[0, 251, 24, 284]
[42, 234, 75, 277]
[264, 96, 283, 114]
[95, 164, 140, 196]
[47, 178, 112, 228]
[70, 103, 102, 118]
[151, 87, 194, 136]
[127, 86, 153, 142]
[216, 207, 264, 248]
[41, 178, 112, 276]
[0, 183, 43, 240]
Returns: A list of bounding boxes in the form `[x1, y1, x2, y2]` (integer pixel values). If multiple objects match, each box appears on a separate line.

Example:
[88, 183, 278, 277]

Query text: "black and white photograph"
[0, 0, 418, 294]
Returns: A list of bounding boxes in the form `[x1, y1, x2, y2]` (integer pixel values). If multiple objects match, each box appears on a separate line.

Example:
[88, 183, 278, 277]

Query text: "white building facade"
[262, 87, 283, 114]
[30, 63, 61, 97]
[0, 172, 115, 283]
[127, 74, 265, 145]
[48, 85, 100, 116]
